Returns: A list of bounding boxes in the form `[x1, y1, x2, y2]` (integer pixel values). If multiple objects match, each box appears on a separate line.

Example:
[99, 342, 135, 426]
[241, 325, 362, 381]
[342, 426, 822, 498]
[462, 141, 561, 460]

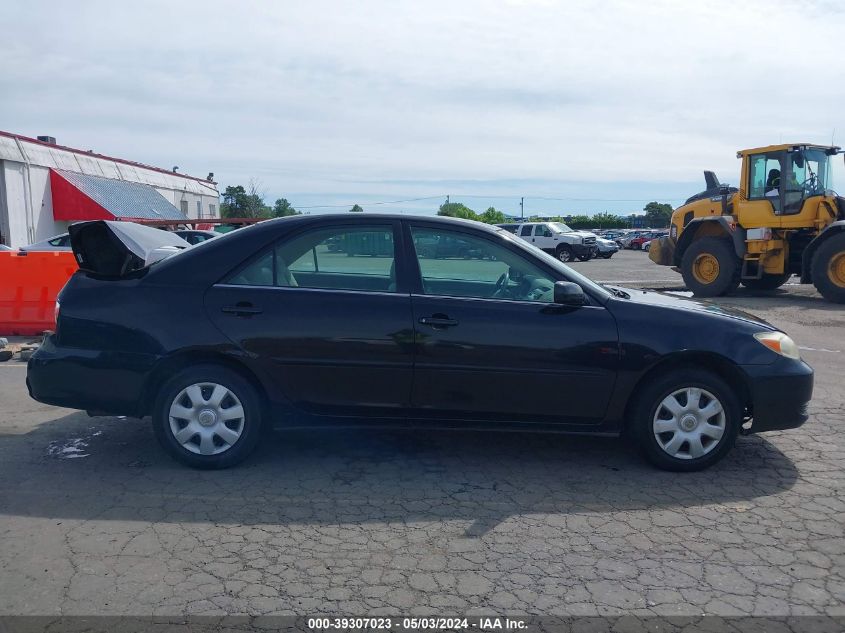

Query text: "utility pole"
[446, 195, 450, 206]
[520, 196, 524, 219]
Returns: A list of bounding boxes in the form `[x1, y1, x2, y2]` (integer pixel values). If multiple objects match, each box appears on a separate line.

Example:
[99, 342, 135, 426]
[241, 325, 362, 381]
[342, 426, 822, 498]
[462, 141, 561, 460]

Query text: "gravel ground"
[0, 249, 842, 617]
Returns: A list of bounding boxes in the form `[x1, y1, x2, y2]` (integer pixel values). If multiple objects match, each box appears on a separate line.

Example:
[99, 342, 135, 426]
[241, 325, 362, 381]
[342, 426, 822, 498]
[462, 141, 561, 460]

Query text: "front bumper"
[571, 243, 598, 257]
[742, 359, 814, 433]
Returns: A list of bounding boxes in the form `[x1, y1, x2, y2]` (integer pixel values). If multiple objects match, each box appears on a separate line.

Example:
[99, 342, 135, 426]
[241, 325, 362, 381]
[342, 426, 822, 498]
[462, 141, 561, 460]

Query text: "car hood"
[69, 220, 189, 277]
[559, 230, 596, 239]
[607, 286, 774, 328]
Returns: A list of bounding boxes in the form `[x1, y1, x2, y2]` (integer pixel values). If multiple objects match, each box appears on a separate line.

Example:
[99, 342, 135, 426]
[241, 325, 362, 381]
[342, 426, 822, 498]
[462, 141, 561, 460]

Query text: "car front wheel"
[153, 364, 264, 469]
[631, 368, 741, 471]
[556, 245, 572, 262]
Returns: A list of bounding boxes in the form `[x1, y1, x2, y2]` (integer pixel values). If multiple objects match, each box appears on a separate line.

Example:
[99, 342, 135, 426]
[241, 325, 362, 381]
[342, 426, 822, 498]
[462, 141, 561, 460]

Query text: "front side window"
[225, 225, 397, 292]
[411, 227, 556, 302]
[535, 224, 554, 237]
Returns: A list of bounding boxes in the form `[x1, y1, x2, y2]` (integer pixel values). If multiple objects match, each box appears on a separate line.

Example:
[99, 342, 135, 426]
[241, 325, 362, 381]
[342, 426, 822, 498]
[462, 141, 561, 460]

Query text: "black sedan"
[27, 215, 813, 471]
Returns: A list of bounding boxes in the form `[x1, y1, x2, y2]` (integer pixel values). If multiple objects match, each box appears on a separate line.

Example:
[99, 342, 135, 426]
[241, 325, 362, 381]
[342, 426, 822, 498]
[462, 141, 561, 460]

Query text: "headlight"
[754, 331, 800, 360]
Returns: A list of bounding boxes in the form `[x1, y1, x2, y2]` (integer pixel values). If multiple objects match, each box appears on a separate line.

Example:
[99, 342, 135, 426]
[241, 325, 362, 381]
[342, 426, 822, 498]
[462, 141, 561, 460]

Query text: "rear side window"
[520, 225, 533, 237]
[225, 225, 397, 292]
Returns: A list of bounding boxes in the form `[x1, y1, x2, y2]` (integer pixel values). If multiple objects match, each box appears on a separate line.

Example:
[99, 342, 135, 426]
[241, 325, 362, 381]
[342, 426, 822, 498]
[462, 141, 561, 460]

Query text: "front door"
[205, 221, 414, 415]
[406, 223, 619, 424]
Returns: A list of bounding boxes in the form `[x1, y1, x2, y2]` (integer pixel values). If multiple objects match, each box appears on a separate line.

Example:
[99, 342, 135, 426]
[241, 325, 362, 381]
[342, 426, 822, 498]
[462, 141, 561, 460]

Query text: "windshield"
[548, 222, 575, 233]
[783, 149, 832, 213]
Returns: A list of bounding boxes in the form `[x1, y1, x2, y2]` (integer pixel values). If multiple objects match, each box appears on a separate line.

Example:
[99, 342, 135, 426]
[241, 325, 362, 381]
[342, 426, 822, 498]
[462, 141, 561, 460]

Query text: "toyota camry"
[27, 215, 813, 471]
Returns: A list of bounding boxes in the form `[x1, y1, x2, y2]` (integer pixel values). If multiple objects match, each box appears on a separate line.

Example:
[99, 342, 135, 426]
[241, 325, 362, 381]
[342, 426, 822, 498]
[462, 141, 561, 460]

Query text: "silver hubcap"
[652, 387, 726, 460]
[558, 250, 570, 262]
[168, 382, 245, 455]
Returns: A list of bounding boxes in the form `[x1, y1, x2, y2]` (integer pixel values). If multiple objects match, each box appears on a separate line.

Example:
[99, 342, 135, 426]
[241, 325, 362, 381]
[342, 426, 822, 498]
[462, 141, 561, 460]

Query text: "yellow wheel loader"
[649, 143, 845, 303]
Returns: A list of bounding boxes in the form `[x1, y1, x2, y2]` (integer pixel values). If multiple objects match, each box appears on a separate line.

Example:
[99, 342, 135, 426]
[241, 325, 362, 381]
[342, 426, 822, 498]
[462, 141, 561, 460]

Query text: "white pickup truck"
[502, 222, 598, 262]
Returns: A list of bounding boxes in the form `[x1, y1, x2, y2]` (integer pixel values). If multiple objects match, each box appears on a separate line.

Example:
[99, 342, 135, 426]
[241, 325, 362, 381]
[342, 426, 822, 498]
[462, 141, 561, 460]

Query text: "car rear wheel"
[630, 368, 741, 471]
[681, 237, 741, 297]
[556, 245, 572, 262]
[811, 232, 845, 304]
[153, 364, 263, 469]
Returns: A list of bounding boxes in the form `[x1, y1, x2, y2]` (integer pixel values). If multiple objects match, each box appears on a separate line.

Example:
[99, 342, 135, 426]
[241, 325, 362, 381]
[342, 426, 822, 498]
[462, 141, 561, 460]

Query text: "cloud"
[1, 0, 844, 213]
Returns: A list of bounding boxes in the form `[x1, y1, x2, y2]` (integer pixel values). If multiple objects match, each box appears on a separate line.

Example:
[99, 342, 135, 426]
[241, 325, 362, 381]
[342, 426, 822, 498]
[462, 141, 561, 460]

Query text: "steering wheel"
[800, 174, 819, 193]
[493, 270, 511, 298]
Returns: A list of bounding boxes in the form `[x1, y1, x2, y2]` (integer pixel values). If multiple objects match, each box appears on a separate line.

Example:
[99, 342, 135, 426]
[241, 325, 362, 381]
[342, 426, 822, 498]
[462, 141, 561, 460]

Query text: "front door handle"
[221, 302, 263, 317]
[419, 315, 459, 328]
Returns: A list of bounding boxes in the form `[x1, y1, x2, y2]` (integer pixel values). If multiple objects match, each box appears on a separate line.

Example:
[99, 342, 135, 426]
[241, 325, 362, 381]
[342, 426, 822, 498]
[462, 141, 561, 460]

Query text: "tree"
[220, 180, 272, 218]
[273, 198, 299, 217]
[644, 201, 674, 228]
[221, 185, 247, 218]
[437, 202, 477, 220]
[349, 204, 364, 213]
[592, 212, 627, 229]
[478, 206, 506, 224]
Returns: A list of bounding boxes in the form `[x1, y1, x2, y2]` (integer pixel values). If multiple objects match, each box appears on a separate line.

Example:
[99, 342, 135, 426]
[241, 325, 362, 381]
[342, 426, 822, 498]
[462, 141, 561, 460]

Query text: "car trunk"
[68, 220, 189, 277]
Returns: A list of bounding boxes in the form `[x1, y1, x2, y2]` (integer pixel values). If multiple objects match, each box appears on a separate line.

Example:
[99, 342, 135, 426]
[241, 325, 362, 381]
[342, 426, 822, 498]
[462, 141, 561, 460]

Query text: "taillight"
[54, 300, 60, 329]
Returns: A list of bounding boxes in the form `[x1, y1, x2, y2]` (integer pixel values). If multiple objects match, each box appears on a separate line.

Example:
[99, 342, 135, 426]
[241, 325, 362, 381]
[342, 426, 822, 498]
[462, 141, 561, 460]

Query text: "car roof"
[244, 213, 506, 235]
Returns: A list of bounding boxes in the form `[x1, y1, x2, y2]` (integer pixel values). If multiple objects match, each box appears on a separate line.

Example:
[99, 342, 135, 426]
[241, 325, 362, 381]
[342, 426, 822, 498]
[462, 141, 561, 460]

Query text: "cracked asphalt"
[0, 250, 842, 617]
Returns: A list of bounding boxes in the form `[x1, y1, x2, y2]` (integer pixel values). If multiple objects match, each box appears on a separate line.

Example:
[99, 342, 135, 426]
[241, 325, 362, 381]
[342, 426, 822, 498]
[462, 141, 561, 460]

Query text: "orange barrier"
[0, 251, 78, 336]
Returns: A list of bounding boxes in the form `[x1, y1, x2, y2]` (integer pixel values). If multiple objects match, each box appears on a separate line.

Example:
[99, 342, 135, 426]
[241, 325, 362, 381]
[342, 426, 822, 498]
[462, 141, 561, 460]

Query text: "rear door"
[205, 220, 415, 415]
[406, 221, 619, 424]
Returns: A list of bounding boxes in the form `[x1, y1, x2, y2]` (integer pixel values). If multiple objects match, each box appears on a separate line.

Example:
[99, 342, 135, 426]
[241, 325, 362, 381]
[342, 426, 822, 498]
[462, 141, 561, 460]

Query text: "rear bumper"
[27, 336, 151, 416]
[742, 359, 814, 433]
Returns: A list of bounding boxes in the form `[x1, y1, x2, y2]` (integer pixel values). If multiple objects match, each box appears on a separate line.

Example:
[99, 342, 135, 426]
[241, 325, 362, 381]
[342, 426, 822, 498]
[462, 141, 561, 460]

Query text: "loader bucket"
[648, 236, 675, 266]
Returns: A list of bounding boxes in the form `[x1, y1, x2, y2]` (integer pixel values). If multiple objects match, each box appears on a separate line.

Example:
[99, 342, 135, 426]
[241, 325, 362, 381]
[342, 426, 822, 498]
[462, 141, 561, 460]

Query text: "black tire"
[153, 364, 264, 469]
[556, 245, 572, 262]
[576, 253, 592, 262]
[741, 272, 791, 291]
[630, 367, 741, 472]
[681, 237, 741, 297]
[601, 253, 613, 259]
[811, 232, 845, 304]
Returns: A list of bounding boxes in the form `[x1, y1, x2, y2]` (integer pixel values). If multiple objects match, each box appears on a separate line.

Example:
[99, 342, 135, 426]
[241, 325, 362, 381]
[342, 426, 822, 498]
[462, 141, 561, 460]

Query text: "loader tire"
[681, 237, 740, 298]
[741, 272, 791, 291]
[812, 232, 845, 304]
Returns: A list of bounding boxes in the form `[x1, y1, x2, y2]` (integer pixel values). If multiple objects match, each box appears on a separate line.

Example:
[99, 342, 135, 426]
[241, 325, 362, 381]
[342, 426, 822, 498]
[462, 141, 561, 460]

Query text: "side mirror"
[553, 281, 586, 306]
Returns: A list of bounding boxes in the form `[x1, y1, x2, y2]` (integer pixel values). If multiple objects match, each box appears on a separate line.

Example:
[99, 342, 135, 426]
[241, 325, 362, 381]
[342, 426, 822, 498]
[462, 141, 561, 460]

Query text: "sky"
[2, 0, 845, 217]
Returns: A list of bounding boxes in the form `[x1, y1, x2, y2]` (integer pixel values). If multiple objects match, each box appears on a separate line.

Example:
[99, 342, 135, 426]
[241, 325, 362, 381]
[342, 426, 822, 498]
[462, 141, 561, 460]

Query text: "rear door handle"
[221, 303, 263, 317]
[419, 315, 459, 328]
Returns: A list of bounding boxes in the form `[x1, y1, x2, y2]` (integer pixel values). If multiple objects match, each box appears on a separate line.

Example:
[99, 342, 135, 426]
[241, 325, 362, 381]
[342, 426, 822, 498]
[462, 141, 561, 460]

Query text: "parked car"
[0, 244, 12, 251]
[513, 222, 597, 262]
[173, 229, 220, 246]
[629, 231, 667, 250]
[595, 237, 619, 259]
[599, 231, 626, 242]
[27, 216, 813, 472]
[20, 233, 72, 251]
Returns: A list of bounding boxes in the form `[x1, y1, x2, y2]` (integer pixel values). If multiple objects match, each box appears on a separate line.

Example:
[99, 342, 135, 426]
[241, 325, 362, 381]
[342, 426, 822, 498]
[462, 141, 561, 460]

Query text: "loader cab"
[740, 145, 837, 216]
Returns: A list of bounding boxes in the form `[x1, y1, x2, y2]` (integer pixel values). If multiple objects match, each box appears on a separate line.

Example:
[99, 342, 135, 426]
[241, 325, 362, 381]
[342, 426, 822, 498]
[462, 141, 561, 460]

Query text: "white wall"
[0, 136, 221, 246]
[154, 188, 220, 219]
[1, 161, 34, 247]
